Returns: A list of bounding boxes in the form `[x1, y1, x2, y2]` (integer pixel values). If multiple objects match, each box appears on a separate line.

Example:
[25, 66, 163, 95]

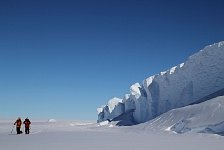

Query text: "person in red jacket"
[14, 117, 22, 134]
[23, 118, 31, 134]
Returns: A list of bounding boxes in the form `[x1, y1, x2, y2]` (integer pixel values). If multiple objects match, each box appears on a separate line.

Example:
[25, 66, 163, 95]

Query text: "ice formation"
[97, 41, 224, 124]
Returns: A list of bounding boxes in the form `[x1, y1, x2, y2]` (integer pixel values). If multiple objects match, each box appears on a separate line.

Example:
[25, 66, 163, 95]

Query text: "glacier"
[97, 41, 224, 124]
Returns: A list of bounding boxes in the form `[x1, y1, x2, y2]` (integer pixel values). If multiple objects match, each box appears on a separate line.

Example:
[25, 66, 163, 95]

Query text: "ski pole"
[11, 124, 15, 134]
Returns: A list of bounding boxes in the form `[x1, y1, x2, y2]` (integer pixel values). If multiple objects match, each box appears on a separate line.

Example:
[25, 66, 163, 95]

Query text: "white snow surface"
[135, 96, 224, 135]
[97, 41, 224, 123]
[48, 119, 57, 123]
[0, 119, 224, 150]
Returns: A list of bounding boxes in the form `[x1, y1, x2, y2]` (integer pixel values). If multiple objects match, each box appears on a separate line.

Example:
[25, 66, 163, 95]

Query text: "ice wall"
[97, 97, 124, 122]
[97, 41, 224, 123]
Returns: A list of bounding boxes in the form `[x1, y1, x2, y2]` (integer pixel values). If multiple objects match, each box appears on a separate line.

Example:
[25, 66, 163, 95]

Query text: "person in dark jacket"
[23, 118, 31, 134]
[14, 117, 22, 134]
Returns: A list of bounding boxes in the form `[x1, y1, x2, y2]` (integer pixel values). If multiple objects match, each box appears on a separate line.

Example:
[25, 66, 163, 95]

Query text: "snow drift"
[136, 96, 224, 135]
[97, 41, 224, 124]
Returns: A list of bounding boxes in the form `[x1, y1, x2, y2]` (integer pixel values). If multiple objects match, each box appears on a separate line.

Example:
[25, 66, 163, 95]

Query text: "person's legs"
[16, 127, 20, 134]
[25, 128, 30, 134]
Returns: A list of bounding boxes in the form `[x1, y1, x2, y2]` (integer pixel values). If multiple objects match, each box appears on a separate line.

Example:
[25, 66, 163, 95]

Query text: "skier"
[14, 117, 22, 134]
[23, 118, 31, 134]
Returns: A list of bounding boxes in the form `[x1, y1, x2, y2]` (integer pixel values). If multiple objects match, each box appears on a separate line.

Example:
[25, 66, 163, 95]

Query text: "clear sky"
[0, 0, 224, 121]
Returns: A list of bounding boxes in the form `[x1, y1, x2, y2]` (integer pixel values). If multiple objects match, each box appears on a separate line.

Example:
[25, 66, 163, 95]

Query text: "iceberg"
[97, 41, 224, 124]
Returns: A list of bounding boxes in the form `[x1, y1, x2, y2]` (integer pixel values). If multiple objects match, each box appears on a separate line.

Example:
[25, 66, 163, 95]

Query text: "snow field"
[0, 120, 224, 150]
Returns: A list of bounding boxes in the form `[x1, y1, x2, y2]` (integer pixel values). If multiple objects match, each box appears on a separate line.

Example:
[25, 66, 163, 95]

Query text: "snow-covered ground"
[0, 119, 223, 150]
[132, 96, 224, 135]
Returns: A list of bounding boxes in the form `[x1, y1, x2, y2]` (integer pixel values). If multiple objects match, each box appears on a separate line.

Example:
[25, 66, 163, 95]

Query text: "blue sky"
[0, 0, 224, 120]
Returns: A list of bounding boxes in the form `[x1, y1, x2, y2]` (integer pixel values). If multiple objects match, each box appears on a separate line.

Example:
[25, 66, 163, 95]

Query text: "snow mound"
[97, 41, 224, 124]
[137, 96, 224, 135]
[98, 120, 110, 126]
[48, 119, 57, 123]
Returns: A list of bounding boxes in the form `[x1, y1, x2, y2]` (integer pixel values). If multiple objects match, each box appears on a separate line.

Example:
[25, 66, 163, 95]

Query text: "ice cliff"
[97, 41, 224, 124]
